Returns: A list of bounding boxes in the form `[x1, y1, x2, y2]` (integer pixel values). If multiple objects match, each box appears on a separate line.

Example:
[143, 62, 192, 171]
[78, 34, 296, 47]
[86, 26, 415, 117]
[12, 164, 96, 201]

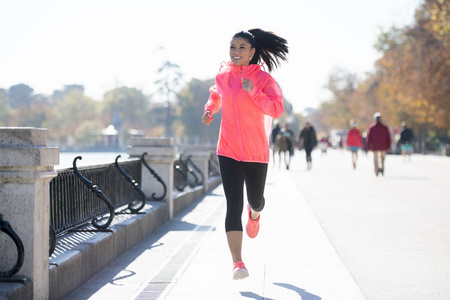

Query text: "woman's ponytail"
[233, 29, 288, 72]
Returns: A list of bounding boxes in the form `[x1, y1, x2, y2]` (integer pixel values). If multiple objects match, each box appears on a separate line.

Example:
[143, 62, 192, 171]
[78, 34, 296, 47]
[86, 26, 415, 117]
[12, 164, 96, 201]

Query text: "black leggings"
[218, 155, 268, 232]
[305, 146, 313, 162]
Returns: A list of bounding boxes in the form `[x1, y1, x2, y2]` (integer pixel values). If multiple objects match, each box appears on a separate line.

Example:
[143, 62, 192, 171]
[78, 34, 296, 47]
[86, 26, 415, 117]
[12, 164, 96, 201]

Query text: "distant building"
[128, 129, 145, 139]
[101, 124, 119, 147]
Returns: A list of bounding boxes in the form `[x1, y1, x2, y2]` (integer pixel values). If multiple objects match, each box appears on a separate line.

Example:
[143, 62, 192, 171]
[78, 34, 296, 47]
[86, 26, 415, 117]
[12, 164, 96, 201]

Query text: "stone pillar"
[127, 138, 177, 219]
[0, 127, 59, 300]
[180, 145, 212, 191]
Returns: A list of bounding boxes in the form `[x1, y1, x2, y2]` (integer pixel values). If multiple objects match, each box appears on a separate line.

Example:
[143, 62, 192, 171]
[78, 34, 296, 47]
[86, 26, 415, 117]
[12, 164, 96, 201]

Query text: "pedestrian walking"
[281, 123, 295, 157]
[299, 122, 317, 170]
[271, 121, 281, 161]
[318, 136, 329, 154]
[346, 119, 363, 169]
[271, 121, 281, 146]
[362, 131, 368, 155]
[202, 28, 288, 280]
[366, 112, 391, 176]
[399, 121, 414, 162]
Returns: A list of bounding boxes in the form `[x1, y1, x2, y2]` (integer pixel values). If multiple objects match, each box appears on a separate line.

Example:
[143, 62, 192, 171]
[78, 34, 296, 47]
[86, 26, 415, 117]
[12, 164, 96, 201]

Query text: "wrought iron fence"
[141, 152, 167, 201]
[173, 153, 204, 192]
[49, 157, 143, 237]
[49, 152, 206, 256]
[0, 214, 24, 278]
[209, 153, 220, 177]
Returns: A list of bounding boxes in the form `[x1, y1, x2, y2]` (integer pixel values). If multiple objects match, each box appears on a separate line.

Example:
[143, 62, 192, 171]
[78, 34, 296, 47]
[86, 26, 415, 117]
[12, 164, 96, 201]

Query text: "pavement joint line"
[157, 202, 224, 299]
[127, 193, 225, 300]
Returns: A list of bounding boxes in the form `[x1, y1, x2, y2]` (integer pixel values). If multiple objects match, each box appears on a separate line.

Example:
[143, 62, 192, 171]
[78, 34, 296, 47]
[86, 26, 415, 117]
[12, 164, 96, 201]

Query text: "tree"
[8, 83, 34, 108]
[152, 60, 184, 137]
[0, 88, 11, 126]
[50, 89, 101, 145]
[146, 104, 168, 137]
[316, 69, 360, 132]
[424, 0, 450, 45]
[63, 85, 85, 94]
[348, 74, 381, 129]
[177, 78, 220, 144]
[13, 95, 54, 128]
[102, 87, 149, 130]
[75, 120, 103, 147]
[371, 0, 450, 152]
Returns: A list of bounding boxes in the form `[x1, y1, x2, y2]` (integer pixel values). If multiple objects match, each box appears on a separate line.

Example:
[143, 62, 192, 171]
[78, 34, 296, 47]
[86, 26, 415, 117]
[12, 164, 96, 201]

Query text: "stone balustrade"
[127, 137, 178, 218]
[0, 128, 220, 300]
[0, 127, 59, 300]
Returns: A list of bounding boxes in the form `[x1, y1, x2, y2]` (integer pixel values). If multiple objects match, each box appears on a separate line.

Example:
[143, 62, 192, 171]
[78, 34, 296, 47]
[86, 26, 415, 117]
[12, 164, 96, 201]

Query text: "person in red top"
[346, 119, 363, 169]
[366, 112, 391, 176]
[202, 29, 288, 280]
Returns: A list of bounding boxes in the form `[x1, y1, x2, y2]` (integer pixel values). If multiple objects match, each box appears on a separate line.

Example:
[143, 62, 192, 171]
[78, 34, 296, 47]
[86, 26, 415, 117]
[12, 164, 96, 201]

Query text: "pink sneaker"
[232, 261, 249, 280]
[246, 205, 260, 239]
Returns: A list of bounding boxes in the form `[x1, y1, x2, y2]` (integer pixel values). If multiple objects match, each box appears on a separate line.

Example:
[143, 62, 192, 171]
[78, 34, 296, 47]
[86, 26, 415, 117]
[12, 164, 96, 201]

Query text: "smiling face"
[230, 37, 255, 67]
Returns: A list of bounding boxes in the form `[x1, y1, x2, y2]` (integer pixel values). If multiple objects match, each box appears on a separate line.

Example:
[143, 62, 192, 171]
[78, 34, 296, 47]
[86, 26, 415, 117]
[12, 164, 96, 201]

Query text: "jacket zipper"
[234, 67, 244, 161]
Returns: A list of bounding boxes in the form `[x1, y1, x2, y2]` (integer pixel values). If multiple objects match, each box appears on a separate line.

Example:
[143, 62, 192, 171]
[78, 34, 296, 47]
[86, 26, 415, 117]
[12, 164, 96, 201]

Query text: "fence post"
[127, 138, 177, 219]
[0, 127, 59, 300]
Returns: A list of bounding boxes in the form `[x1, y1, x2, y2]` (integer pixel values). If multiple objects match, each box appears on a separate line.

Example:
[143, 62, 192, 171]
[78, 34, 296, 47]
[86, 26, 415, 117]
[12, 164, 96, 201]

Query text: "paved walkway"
[293, 149, 450, 300]
[64, 149, 450, 300]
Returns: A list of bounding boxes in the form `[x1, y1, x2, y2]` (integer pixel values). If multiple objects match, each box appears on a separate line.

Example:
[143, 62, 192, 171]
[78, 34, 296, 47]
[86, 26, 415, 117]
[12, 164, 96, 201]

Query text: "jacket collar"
[221, 61, 263, 75]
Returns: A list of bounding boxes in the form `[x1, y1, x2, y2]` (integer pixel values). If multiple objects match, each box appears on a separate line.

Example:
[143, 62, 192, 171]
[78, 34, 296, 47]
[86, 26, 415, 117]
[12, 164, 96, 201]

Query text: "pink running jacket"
[204, 62, 284, 163]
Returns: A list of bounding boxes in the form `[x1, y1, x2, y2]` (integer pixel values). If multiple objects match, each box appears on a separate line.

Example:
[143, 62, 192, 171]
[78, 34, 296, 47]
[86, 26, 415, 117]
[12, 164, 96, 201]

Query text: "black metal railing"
[141, 152, 167, 201]
[49, 223, 56, 257]
[49, 150, 209, 256]
[174, 157, 189, 191]
[173, 153, 204, 192]
[0, 214, 24, 278]
[209, 154, 220, 177]
[186, 155, 204, 186]
[49, 157, 143, 238]
[72, 156, 115, 229]
[115, 155, 147, 212]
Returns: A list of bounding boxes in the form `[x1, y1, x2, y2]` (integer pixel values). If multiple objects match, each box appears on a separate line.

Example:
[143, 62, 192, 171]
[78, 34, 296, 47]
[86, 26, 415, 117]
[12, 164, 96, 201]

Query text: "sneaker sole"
[233, 269, 249, 280]
[246, 205, 260, 239]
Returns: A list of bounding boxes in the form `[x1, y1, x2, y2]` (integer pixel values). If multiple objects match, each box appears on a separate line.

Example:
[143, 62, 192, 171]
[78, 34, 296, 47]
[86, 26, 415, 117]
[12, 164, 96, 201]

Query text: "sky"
[0, 0, 421, 113]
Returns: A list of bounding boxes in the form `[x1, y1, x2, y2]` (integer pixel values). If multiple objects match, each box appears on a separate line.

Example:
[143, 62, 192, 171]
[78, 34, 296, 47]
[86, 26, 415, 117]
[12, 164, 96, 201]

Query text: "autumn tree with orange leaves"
[316, 0, 449, 152]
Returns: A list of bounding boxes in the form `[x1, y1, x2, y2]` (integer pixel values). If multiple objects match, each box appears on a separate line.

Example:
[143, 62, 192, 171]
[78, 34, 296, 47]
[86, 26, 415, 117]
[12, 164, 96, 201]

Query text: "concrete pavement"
[292, 149, 450, 300]
[63, 148, 450, 300]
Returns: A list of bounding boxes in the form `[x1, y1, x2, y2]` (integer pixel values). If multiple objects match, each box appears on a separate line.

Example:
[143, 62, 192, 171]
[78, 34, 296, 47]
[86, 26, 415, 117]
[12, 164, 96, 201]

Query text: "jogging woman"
[202, 29, 288, 280]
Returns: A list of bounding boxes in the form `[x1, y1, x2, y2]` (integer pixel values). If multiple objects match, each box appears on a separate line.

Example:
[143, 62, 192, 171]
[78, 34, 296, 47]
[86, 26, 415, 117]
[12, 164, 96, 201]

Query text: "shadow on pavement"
[240, 283, 321, 299]
[169, 220, 215, 232]
[274, 282, 322, 299]
[110, 270, 136, 286]
[240, 291, 275, 300]
[386, 176, 430, 181]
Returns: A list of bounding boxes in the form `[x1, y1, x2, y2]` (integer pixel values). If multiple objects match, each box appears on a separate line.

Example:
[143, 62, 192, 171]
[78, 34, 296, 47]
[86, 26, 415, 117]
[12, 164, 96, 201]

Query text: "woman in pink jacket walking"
[202, 29, 288, 280]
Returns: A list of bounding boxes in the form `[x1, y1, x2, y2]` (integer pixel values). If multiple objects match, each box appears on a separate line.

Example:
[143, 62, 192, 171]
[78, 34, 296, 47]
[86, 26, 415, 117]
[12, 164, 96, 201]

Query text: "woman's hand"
[242, 78, 253, 92]
[202, 111, 213, 125]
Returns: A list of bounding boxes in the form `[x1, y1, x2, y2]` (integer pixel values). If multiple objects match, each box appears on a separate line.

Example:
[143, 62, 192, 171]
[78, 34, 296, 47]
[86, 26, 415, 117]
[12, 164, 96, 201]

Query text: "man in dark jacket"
[299, 122, 317, 170]
[366, 112, 391, 176]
